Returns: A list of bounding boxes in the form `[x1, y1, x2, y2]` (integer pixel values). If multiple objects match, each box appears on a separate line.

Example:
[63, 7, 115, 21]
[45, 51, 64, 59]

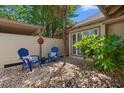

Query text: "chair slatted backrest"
[18, 48, 29, 58]
[51, 47, 59, 53]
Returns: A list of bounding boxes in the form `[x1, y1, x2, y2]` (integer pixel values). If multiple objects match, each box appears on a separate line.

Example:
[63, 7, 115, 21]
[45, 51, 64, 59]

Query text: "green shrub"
[74, 34, 105, 58]
[74, 34, 124, 71]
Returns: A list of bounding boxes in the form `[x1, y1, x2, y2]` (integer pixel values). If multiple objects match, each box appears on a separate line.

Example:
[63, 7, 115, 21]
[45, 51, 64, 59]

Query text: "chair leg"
[22, 62, 25, 70]
[39, 61, 42, 67]
[40, 57, 43, 66]
[56, 57, 60, 62]
[48, 58, 51, 63]
[27, 62, 32, 71]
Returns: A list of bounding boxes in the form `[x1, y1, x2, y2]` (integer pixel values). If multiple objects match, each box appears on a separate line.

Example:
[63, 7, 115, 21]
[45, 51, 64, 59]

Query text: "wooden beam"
[0, 17, 41, 29]
[97, 5, 109, 17]
[108, 5, 122, 15]
[104, 5, 113, 11]
[103, 15, 124, 24]
[32, 28, 42, 36]
[104, 5, 110, 8]
[110, 7, 124, 18]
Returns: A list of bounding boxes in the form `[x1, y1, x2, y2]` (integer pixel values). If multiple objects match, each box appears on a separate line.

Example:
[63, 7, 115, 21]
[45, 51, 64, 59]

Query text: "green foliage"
[74, 34, 105, 57]
[0, 5, 78, 38]
[74, 34, 124, 71]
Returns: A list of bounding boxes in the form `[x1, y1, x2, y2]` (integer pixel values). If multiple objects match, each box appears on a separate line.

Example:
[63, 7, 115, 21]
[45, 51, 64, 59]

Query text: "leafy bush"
[74, 34, 124, 71]
[74, 34, 105, 58]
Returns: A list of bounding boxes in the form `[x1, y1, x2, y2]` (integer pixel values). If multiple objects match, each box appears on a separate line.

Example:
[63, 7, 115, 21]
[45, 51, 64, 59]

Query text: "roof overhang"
[68, 16, 106, 31]
[98, 5, 124, 18]
[103, 15, 124, 24]
[97, 5, 109, 17]
[68, 5, 124, 32]
[0, 18, 43, 35]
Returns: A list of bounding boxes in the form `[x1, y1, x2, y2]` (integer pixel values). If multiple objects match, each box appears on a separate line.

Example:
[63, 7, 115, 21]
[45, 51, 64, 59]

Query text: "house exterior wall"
[69, 22, 106, 57]
[107, 21, 124, 37]
[69, 16, 124, 59]
[0, 33, 63, 68]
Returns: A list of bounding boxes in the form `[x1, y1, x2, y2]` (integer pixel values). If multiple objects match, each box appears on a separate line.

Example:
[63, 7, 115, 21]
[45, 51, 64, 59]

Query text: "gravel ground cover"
[0, 58, 124, 88]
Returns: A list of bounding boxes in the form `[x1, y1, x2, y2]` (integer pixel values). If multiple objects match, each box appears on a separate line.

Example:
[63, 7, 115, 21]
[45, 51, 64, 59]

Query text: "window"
[77, 32, 83, 55]
[72, 34, 77, 55]
[91, 29, 97, 34]
[78, 48, 82, 55]
[90, 28, 98, 35]
[71, 27, 99, 55]
[72, 46, 76, 55]
[84, 31, 89, 36]
[77, 32, 82, 41]
[72, 34, 76, 44]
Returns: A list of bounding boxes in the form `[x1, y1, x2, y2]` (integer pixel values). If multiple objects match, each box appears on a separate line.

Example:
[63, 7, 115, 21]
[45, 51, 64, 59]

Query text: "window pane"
[77, 32, 83, 55]
[84, 31, 89, 36]
[72, 34, 76, 44]
[72, 33, 77, 55]
[77, 32, 82, 41]
[91, 29, 97, 35]
[78, 48, 83, 55]
[72, 46, 76, 54]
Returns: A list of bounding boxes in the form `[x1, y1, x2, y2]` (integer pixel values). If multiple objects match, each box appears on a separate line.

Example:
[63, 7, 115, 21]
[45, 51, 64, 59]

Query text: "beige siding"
[101, 24, 106, 36]
[0, 33, 63, 68]
[42, 38, 63, 57]
[107, 21, 124, 37]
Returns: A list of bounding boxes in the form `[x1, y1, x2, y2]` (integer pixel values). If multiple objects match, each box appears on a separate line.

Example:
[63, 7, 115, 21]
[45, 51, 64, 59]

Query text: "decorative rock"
[24, 80, 32, 87]
[34, 80, 46, 88]
[92, 77, 100, 82]
[0, 59, 124, 88]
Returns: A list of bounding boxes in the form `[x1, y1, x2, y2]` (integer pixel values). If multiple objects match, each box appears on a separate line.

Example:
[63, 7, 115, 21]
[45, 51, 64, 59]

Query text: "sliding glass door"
[72, 32, 83, 55]
[71, 27, 99, 56]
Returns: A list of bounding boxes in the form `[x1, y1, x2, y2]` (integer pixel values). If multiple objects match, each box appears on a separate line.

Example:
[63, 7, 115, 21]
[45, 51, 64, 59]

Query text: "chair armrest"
[30, 55, 40, 60]
[30, 55, 39, 57]
[21, 58, 30, 63]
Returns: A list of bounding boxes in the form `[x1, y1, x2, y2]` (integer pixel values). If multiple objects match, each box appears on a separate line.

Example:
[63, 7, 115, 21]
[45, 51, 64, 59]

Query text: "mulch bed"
[0, 60, 124, 88]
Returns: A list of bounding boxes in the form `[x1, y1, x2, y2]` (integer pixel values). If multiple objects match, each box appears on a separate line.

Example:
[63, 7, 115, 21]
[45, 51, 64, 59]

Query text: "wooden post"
[38, 28, 42, 60]
[39, 44, 42, 59]
[63, 5, 67, 66]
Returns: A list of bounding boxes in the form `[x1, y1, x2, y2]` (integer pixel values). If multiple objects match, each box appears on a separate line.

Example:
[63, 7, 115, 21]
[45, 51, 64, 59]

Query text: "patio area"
[0, 5, 124, 88]
[0, 57, 124, 88]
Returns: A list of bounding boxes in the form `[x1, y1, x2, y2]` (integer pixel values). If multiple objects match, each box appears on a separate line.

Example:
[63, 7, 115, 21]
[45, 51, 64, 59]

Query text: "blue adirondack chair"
[48, 47, 60, 63]
[18, 48, 42, 71]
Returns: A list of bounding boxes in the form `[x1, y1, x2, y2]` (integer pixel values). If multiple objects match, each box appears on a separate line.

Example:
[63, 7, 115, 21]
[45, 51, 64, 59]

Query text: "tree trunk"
[63, 5, 67, 67]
